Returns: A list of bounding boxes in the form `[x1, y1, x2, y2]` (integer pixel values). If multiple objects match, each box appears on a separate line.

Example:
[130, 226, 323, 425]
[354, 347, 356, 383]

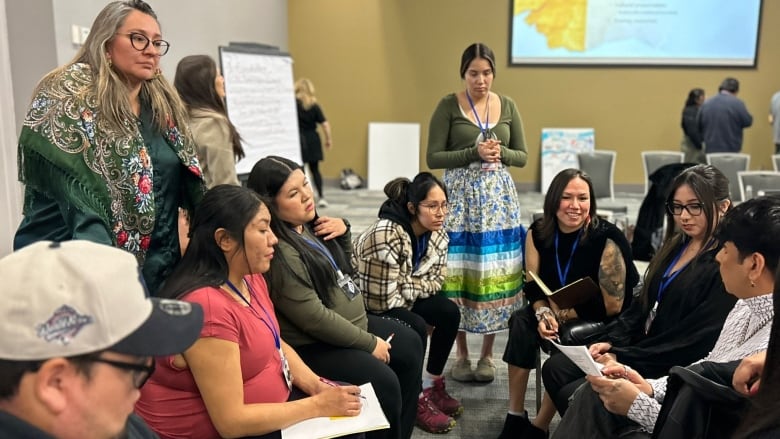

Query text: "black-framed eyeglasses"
[419, 202, 449, 214]
[89, 357, 155, 388]
[666, 202, 704, 216]
[118, 32, 170, 56]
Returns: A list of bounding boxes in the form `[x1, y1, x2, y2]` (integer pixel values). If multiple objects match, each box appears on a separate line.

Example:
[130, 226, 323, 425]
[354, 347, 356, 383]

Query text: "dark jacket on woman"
[605, 246, 737, 378]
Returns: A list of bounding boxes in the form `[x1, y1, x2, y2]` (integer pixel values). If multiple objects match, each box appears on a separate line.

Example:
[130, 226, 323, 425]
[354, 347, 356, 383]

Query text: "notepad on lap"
[527, 271, 600, 309]
[281, 382, 390, 439]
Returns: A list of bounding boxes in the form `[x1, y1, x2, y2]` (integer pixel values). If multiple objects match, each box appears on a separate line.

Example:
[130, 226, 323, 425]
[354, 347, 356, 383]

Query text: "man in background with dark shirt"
[699, 77, 753, 153]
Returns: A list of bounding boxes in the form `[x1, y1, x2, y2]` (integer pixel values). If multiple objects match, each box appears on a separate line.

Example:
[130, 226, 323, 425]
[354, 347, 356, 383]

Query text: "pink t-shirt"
[136, 274, 290, 439]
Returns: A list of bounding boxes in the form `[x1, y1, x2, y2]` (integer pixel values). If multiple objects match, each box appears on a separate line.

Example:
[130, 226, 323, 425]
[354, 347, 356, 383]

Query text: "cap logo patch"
[158, 299, 192, 316]
[36, 305, 94, 345]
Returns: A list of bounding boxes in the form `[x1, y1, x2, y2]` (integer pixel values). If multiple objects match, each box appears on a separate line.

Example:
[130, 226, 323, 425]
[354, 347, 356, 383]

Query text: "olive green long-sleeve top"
[267, 228, 377, 352]
[426, 93, 528, 169]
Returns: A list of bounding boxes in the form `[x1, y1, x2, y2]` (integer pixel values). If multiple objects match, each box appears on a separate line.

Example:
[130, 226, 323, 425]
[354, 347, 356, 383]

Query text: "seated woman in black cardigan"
[542, 165, 737, 415]
[498, 168, 639, 438]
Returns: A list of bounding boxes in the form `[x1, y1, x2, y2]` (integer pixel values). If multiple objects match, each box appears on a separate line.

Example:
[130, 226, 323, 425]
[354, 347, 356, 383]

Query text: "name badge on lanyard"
[279, 347, 292, 390]
[337, 270, 361, 301]
[645, 242, 690, 335]
[303, 234, 362, 301]
[225, 279, 293, 390]
[466, 90, 498, 172]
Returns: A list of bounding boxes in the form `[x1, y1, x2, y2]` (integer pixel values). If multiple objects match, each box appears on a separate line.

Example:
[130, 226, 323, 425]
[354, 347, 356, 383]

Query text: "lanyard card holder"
[337, 270, 361, 301]
[279, 347, 293, 390]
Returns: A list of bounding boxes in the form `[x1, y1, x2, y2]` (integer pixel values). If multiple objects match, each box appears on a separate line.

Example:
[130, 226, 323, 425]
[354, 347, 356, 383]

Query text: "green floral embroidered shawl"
[17, 63, 205, 265]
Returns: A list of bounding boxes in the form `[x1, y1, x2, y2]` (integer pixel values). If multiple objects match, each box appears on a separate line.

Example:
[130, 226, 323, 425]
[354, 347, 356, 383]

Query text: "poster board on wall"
[540, 128, 595, 194]
[367, 123, 420, 191]
[219, 45, 301, 175]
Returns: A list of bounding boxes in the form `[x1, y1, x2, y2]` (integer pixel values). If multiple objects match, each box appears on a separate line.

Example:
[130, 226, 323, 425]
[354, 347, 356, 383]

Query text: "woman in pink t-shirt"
[136, 185, 362, 439]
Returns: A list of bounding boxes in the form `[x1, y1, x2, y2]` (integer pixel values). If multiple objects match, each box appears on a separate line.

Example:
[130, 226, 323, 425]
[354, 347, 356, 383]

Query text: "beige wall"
[289, 0, 780, 187]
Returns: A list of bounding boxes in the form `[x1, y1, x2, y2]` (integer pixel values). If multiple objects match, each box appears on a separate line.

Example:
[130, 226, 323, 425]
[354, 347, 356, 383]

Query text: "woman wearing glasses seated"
[352, 173, 462, 434]
[13, 0, 204, 296]
[136, 185, 363, 439]
[542, 165, 737, 416]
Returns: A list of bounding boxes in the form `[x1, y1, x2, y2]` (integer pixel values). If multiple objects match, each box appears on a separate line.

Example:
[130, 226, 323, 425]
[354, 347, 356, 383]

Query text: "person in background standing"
[680, 88, 706, 164]
[769, 90, 780, 155]
[175, 54, 245, 188]
[426, 42, 528, 384]
[698, 77, 753, 154]
[13, 0, 204, 296]
[295, 78, 333, 208]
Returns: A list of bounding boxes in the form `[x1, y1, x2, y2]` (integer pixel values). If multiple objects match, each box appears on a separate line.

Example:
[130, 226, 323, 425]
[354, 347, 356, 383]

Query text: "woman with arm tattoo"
[497, 168, 639, 438]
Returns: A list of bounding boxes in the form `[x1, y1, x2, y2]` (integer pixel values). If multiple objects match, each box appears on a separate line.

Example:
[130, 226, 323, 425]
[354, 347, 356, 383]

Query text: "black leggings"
[295, 315, 423, 439]
[377, 294, 460, 376]
[307, 161, 324, 198]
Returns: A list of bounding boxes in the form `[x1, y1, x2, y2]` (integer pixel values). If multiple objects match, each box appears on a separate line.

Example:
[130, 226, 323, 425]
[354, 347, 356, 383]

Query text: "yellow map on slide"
[514, 0, 587, 52]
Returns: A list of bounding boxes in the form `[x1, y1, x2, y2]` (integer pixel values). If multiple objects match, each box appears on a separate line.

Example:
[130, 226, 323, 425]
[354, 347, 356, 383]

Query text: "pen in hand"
[543, 316, 561, 343]
[319, 377, 366, 399]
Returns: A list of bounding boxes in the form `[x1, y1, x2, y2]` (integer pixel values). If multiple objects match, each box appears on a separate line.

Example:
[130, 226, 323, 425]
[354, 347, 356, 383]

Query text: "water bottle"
[745, 185, 753, 200]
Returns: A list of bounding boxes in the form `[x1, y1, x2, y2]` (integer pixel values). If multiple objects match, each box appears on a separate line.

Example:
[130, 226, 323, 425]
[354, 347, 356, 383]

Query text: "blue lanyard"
[414, 233, 430, 271]
[225, 279, 280, 349]
[301, 234, 340, 273]
[554, 229, 582, 287]
[656, 242, 690, 304]
[465, 90, 490, 141]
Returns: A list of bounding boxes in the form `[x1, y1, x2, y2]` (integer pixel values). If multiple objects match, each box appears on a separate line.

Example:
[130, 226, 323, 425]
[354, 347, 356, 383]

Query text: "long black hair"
[536, 168, 599, 247]
[639, 165, 730, 311]
[158, 185, 265, 299]
[174, 55, 245, 160]
[247, 156, 351, 307]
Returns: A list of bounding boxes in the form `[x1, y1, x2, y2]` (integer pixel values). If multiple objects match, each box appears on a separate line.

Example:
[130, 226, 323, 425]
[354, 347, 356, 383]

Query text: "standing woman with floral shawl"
[14, 0, 204, 295]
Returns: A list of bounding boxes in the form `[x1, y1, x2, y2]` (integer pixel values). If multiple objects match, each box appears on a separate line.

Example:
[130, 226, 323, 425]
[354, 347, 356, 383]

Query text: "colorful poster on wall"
[540, 128, 595, 194]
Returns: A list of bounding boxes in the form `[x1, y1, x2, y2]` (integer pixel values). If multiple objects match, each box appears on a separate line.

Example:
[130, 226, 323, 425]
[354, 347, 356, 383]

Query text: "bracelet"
[535, 306, 553, 322]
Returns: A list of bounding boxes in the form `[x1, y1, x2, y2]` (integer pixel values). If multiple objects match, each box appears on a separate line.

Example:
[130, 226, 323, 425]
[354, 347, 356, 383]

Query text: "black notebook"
[527, 271, 600, 309]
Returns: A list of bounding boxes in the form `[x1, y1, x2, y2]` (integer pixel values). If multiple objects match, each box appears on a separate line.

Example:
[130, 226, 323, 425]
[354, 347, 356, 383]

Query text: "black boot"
[497, 411, 548, 439]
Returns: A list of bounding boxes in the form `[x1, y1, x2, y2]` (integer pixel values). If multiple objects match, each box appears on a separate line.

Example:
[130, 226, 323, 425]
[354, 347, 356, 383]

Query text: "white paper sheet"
[550, 339, 604, 376]
[282, 382, 390, 439]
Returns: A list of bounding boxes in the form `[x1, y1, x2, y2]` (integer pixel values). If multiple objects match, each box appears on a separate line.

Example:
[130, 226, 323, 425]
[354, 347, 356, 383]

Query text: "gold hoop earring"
[107, 59, 113, 68]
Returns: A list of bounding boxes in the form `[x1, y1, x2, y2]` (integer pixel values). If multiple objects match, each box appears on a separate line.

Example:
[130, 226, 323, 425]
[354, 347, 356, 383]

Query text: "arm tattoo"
[599, 239, 626, 300]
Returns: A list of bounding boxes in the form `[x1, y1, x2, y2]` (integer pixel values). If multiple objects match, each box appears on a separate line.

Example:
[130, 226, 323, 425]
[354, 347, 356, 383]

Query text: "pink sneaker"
[417, 393, 456, 433]
[425, 377, 464, 418]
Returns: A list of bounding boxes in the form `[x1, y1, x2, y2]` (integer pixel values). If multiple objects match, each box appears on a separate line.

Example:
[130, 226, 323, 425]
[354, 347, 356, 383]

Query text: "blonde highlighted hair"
[32, 0, 189, 137]
[294, 78, 317, 110]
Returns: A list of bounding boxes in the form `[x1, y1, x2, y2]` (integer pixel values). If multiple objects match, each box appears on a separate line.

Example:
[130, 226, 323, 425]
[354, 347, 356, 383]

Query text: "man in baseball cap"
[0, 240, 203, 438]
